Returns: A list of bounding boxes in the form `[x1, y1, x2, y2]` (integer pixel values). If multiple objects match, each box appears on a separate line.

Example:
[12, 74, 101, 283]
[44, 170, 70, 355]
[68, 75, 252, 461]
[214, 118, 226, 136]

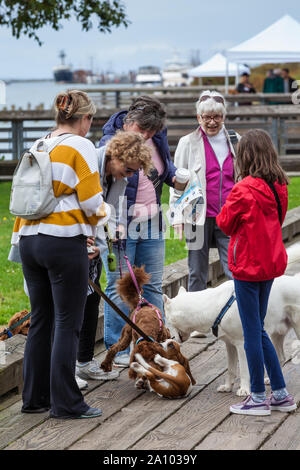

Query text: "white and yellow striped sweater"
[11, 134, 104, 244]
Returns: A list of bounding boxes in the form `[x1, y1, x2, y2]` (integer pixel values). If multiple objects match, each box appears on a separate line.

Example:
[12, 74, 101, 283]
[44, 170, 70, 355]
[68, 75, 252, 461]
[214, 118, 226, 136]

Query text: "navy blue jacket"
[99, 110, 176, 227]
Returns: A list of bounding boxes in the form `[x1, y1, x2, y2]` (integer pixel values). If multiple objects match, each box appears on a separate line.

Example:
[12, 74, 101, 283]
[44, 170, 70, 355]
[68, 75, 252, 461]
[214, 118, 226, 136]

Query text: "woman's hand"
[87, 237, 100, 260]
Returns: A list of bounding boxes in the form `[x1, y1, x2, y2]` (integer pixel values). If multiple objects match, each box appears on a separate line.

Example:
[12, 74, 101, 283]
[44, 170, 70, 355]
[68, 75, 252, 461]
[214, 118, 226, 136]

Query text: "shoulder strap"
[32, 133, 74, 153]
[227, 129, 238, 146]
[266, 181, 282, 224]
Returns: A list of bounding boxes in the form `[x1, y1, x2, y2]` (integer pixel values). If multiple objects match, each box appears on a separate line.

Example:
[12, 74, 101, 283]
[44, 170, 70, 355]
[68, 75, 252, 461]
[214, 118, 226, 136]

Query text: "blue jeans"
[102, 219, 165, 353]
[234, 278, 286, 394]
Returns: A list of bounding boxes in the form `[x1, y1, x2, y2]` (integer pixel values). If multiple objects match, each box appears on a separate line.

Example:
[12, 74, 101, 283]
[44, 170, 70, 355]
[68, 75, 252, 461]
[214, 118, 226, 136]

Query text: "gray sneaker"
[269, 393, 297, 412]
[75, 375, 88, 390]
[76, 359, 119, 380]
[113, 353, 130, 368]
[230, 395, 271, 416]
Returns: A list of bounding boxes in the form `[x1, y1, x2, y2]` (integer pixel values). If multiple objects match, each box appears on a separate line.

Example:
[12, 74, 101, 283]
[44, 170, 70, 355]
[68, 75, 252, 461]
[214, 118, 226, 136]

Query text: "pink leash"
[123, 254, 163, 330]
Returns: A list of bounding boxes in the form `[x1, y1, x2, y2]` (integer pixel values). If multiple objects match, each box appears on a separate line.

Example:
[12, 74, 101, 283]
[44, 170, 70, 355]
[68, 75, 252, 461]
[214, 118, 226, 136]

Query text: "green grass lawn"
[1, 178, 299, 326]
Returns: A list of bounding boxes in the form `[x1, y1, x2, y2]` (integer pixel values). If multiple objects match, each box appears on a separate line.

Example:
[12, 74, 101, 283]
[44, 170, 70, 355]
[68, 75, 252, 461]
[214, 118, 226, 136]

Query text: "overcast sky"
[1, 0, 300, 79]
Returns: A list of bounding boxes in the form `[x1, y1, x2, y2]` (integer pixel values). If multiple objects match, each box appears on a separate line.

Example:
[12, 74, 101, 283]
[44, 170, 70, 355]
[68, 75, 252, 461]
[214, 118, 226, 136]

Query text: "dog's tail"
[286, 242, 300, 267]
[117, 266, 151, 305]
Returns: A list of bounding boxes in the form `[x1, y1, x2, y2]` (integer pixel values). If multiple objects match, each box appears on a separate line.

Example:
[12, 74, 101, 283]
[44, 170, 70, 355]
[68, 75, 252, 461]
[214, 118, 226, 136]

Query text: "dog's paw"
[217, 383, 233, 393]
[264, 377, 270, 385]
[236, 387, 250, 397]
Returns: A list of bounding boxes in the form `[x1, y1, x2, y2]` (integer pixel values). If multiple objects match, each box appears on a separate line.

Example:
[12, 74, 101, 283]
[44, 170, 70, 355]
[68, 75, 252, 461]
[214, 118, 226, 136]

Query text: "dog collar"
[136, 336, 155, 345]
[212, 294, 236, 337]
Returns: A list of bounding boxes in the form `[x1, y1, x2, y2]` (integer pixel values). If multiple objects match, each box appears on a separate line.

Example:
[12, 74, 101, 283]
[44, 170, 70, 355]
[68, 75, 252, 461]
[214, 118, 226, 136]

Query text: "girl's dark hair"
[236, 129, 289, 185]
[124, 95, 167, 133]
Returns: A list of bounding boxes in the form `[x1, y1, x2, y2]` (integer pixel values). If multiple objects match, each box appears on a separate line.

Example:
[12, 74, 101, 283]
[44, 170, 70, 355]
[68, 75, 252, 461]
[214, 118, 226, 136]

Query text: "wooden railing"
[80, 87, 297, 108]
[0, 101, 300, 165]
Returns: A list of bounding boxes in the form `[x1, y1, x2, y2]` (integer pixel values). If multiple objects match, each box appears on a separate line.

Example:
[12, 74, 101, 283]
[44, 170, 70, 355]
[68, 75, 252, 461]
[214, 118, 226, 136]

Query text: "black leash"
[88, 279, 155, 343]
[212, 294, 236, 338]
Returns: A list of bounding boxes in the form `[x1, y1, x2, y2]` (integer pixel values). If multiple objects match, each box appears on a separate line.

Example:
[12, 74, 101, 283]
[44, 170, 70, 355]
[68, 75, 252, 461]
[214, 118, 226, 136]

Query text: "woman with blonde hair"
[11, 90, 106, 419]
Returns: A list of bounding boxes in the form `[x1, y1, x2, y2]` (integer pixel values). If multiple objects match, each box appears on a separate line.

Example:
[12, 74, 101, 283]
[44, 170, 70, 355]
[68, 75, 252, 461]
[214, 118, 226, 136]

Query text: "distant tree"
[0, 0, 129, 45]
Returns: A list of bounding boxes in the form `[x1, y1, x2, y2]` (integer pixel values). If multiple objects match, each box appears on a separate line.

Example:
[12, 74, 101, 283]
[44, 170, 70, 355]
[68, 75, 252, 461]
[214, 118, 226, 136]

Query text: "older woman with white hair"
[171, 90, 239, 294]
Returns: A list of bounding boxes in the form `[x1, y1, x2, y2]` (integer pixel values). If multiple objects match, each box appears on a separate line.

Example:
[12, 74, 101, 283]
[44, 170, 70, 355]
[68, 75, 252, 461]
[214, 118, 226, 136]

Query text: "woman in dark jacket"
[98, 95, 177, 367]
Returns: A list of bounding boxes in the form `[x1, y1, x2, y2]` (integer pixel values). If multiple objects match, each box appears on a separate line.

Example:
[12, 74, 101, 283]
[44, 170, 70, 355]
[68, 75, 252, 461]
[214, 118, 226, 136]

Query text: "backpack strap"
[34, 133, 74, 153]
[266, 181, 282, 224]
[227, 129, 238, 146]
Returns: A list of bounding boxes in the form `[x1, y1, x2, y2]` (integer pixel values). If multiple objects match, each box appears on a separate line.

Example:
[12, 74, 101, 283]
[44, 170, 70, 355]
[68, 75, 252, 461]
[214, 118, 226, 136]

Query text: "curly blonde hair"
[106, 131, 153, 175]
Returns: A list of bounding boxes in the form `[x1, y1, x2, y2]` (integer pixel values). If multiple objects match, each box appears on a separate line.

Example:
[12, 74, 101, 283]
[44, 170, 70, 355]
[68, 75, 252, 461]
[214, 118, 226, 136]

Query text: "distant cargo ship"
[53, 50, 73, 83]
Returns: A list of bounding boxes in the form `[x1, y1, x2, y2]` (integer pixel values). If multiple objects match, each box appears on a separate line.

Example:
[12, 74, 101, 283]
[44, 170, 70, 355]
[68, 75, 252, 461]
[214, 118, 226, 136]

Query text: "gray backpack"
[9, 134, 72, 220]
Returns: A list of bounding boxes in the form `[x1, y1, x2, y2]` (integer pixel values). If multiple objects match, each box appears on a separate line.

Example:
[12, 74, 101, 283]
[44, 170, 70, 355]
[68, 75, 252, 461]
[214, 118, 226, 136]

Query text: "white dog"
[163, 243, 300, 397]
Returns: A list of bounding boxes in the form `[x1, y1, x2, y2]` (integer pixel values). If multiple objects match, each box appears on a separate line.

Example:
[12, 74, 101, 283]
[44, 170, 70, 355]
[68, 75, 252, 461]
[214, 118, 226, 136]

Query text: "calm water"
[0, 81, 133, 158]
[1, 80, 132, 109]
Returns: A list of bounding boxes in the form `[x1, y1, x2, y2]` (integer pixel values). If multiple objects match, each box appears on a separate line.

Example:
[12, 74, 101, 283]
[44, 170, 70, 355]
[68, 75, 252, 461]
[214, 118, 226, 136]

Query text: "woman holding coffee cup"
[170, 90, 239, 293]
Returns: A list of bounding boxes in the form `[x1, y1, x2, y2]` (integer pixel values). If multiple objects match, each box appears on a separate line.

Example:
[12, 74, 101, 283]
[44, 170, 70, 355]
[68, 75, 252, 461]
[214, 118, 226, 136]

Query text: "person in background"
[281, 68, 298, 93]
[76, 131, 153, 381]
[12, 90, 106, 419]
[236, 72, 256, 106]
[263, 69, 284, 103]
[171, 90, 238, 294]
[217, 129, 296, 416]
[98, 95, 178, 368]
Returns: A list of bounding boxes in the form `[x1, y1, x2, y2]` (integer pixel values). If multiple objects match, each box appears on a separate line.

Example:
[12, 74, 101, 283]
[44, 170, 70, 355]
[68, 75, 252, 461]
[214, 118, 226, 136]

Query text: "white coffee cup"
[175, 168, 190, 191]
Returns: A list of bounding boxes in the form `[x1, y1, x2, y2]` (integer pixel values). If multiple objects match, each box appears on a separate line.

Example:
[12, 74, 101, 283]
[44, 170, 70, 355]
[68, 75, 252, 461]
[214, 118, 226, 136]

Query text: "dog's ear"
[163, 294, 170, 305]
[178, 286, 186, 295]
[179, 354, 196, 386]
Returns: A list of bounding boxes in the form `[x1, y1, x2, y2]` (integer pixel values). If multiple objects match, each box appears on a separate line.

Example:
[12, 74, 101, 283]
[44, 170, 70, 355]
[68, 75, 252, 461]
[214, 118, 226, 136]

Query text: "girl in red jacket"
[217, 129, 296, 416]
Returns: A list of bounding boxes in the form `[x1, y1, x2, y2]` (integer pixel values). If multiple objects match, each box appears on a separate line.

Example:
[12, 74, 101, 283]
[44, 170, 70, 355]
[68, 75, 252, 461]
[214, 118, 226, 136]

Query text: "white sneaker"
[113, 353, 130, 368]
[76, 375, 88, 390]
[76, 359, 119, 380]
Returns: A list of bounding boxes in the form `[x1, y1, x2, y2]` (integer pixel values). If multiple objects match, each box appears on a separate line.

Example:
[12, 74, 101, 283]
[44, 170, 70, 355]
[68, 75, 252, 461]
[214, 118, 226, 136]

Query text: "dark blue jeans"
[102, 219, 165, 353]
[19, 234, 90, 417]
[234, 278, 286, 394]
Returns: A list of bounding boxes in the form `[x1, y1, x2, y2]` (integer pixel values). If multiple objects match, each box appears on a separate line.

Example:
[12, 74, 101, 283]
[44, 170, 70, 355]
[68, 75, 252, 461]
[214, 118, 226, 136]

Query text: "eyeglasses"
[124, 165, 139, 174]
[199, 94, 225, 104]
[201, 114, 223, 123]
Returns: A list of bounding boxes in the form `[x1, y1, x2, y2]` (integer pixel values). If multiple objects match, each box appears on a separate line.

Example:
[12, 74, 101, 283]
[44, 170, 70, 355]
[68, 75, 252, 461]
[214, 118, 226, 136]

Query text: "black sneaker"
[50, 407, 102, 419]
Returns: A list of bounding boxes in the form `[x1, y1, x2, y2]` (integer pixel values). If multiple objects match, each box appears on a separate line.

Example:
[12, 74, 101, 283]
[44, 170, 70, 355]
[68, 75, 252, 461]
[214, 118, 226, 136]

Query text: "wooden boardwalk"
[1, 262, 300, 451]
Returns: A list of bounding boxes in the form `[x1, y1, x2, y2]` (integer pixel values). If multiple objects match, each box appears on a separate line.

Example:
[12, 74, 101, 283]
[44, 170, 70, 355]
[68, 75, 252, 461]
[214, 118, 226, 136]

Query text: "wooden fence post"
[11, 120, 24, 160]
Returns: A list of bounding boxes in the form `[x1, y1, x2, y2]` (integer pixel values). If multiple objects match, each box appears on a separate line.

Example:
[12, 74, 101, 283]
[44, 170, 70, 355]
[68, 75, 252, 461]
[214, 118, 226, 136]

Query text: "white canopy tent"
[225, 15, 300, 92]
[188, 52, 249, 84]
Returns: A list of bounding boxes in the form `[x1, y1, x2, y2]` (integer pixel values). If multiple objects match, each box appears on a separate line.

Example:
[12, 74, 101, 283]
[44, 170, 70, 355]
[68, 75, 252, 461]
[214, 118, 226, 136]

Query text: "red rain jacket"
[216, 176, 288, 281]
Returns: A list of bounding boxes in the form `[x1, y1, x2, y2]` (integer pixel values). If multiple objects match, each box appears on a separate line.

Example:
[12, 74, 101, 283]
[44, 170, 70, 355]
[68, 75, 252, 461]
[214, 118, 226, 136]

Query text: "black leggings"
[20, 234, 90, 418]
[78, 291, 101, 363]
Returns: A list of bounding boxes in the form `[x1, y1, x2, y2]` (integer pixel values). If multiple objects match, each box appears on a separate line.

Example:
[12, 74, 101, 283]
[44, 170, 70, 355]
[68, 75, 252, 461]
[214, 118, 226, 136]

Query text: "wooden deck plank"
[68, 345, 227, 450]
[0, 347, 109, 449]
[4, 337, 212, 450]
[195, 361, 300, 450]
[130, 373, 235, 450]
[260, 408, 300, 450]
